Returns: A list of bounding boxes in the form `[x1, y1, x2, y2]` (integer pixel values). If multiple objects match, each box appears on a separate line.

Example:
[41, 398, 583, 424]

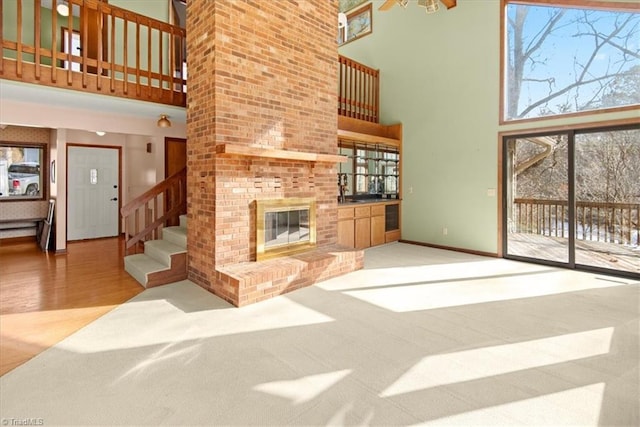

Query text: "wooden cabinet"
[370, 204, 385, 246]
[337, 202, 399, 249]
[354, 206, 371, 249]
[337, 207, 355, 247]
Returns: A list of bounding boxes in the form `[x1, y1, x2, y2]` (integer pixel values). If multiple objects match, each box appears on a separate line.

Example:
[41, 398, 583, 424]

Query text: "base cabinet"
[371, 215, 385, 246]
[355, 217, 371, 249]
[337, 217, 355, 247]
[337, 202, 399, 249]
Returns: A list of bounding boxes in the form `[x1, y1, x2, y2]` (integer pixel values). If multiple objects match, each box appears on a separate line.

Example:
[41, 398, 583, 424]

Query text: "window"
[0, 143, 47, 201]
[503, 1, 640, 122]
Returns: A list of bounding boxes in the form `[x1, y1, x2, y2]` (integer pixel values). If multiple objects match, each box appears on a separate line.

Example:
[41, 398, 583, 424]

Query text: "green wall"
[340, 1, 501, 253]
[340, 0, 638, 254]
[109, 0, 170, 23]
[2, 1, 79, 66]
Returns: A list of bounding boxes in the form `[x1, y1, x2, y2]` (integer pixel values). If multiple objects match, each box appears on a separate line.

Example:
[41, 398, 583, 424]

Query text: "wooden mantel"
[215, 143, 347, 163]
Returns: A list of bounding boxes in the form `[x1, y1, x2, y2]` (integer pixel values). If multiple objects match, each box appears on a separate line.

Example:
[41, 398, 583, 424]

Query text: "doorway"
[67, 145, 121, 241]
[164, 137, 186, 226]
[62, 28, 81, 72]
[503, 124, 639, 279]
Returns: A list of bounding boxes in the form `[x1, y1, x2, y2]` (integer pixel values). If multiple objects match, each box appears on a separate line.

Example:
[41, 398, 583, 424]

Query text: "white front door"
[67, 146, 120, 240]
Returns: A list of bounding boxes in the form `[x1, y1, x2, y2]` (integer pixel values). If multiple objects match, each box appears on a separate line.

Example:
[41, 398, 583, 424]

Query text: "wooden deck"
[507, 232, 640, 275]
[0, 237, 143, 376]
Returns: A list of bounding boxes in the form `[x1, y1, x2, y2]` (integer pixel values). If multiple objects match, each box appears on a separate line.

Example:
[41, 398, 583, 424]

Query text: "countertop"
[337, 199, 400, 207]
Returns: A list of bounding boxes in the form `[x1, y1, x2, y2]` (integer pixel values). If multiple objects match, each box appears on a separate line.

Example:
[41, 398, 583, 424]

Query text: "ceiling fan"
[379, 0, 457, 14]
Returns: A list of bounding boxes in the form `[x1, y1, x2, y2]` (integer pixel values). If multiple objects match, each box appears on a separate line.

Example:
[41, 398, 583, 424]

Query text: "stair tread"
[125, 253, 170, 273]
[145, 239, 186, 255]
[164, 225, 186, 234]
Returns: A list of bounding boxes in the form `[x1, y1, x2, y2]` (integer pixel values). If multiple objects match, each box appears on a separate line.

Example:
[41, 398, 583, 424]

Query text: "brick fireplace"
[186, 1, 362, 306]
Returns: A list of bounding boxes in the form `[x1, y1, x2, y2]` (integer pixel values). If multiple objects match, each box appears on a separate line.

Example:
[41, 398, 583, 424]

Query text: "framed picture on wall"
[338, 3, 373, 46]
[338, 0, 368, 13]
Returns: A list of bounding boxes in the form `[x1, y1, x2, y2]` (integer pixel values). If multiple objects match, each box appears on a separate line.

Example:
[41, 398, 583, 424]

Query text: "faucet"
[338, 173, 347, 203]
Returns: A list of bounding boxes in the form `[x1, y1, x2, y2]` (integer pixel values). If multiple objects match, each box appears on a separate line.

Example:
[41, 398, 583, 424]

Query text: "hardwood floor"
[0, 237, 143, 376]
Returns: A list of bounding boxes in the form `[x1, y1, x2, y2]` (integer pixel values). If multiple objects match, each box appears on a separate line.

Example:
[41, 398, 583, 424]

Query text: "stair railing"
[121, 167, 187, 254]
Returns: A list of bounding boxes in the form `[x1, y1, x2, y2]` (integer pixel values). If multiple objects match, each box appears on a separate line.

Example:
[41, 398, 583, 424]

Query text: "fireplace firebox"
[256, 198, 316, 260]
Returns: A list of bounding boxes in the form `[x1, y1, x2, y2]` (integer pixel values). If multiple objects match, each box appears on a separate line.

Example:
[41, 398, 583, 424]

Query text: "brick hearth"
[186, 1, 362, 306]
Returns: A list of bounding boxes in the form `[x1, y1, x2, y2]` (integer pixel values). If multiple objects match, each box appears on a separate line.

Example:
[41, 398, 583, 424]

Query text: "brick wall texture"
[186, 0, 351, 305]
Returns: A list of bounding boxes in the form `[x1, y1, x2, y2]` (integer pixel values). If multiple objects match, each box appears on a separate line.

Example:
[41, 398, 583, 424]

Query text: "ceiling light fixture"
[418, 0, 439, 13]
[157, 114, 172, 128]
[56, 1, 69, 17]
[95, 131, 106, 136]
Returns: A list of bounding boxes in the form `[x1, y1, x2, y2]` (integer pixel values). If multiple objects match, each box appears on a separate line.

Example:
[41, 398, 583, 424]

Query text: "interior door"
[84, 2, 108, 75]
[67, 146, 120, 240]
[165, 138, 187, 178]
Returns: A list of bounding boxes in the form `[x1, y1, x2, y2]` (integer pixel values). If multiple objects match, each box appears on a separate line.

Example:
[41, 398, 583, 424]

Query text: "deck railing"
[120, 167, 186, 255]
[512, 198, 639, 246]
[338, 55, 379, 123]
[1, 0, 186, 107]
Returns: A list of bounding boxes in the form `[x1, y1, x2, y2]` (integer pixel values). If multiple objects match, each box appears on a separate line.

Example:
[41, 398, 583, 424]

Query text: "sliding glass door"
[575, 128, 640, 274]
[505, 134, 569, 264]
[504, 124, 639, 278]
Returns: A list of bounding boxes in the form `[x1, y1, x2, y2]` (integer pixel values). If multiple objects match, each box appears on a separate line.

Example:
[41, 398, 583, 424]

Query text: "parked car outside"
[8, 162, 40, 196]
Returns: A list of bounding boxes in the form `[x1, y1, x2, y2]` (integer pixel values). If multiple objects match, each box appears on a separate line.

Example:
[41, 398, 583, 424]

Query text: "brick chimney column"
[186, 0, 340, 303]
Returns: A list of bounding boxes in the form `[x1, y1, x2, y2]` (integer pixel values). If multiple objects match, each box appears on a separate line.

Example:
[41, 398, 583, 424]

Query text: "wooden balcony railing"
[120, 167, 186, 255]
[512, 198, 639, 246]
[339, 55, 379, 123]
[1, 0, 186, 107]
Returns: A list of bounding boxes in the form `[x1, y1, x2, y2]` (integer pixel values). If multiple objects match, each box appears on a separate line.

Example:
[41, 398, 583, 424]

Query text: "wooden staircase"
[120, 167, 187, 288]
[124, 215, 187, 288]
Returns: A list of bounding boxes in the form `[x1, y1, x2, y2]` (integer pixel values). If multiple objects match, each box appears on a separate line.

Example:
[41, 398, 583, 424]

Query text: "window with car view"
[0, 143, 46, 200]
[503, 0, 640, 122]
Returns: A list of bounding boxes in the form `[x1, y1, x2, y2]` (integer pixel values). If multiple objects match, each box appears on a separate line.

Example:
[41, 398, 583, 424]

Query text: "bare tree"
[506, 4, 640, 120]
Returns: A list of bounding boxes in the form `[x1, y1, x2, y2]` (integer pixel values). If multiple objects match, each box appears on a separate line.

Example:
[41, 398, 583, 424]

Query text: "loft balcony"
[1, 0, 187, 107]
[1, 1, 379, 122]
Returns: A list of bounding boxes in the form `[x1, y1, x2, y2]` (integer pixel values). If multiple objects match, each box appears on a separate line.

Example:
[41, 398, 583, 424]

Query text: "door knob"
[110, 197, 118, 201]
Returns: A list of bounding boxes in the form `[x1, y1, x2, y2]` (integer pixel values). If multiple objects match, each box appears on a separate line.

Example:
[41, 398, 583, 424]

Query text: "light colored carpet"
[1, 243, 638, 426]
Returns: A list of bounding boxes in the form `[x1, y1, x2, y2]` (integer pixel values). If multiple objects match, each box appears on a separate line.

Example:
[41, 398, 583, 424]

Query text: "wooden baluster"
[626, 206, 631, 244]
[350, 60, 354, 118]
[135, 21, 141, 96]
[66, 10, 73, 85]
[16, 0, 23, 78]
[338, 58, 343, 116]
[147, 22, 152, 98]
[368, 71, 372, 121]
[81, 2, 88, 88]
[169, 28, 175, 103]
[374, 70, 379, 122]
[356, 66, 363, 119]
[96, 1, 103, 90]
[159, 26, 164, 97]
[51, 1, 57, 82]
[123, 16, 128, 95]
[110, 13, 115, 92]
[0, 1, 4, 75]
[153, 197, 158, 239]
[133, 209, 139, 252]
[34, 1, 41, 80]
